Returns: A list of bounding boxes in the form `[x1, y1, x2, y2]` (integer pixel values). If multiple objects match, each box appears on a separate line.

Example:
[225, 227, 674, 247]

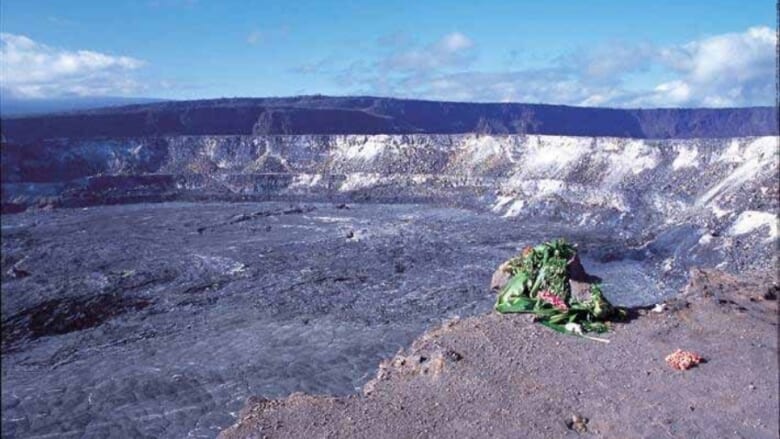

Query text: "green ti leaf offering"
[494, 239, 623, 342]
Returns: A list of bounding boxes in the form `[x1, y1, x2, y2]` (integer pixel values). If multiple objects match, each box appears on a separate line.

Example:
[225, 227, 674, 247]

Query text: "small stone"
[568, 414, 588, 433]
[8, 266, 31, 278]
[346, 230, 354, 239]
[444, 349, 463, 362]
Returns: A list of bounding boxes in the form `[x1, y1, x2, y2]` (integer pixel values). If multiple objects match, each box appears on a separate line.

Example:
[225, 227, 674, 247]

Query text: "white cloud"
[438, 32, 473, 53]
[381, 32, 476, 72]
[246, 26, 290, 46]
[247, 31, 264, 45]
[561, 41, 656, 84]
[571, 26, 776, 107]
[634, 26, 777, 107]
[0, 33, 145, 98]
[326, 26, 776, 108]
[650, 80, 692, 105]
[665, 27, 774, 82]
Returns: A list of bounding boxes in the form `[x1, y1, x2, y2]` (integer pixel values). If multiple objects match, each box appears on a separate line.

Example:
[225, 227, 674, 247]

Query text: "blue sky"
[0, 0, 776, 107]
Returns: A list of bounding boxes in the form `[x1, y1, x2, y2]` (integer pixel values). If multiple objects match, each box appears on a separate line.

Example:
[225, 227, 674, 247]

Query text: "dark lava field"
[1, 201, 669, 438]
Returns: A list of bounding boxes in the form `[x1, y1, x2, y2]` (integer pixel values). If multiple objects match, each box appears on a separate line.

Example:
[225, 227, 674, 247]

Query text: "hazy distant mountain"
[0, 95, 169, 117]
[1, 95, 777, 141]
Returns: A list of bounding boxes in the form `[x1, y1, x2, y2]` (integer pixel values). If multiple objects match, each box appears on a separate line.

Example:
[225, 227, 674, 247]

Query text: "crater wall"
[3, 134, 777, 276]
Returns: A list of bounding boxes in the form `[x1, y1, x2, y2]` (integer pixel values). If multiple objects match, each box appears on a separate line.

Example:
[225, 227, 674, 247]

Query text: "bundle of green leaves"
[494, 239, 622, 341]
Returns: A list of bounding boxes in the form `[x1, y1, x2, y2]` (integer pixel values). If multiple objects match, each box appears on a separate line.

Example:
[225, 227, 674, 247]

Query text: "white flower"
[564, 323, 583, 335]
[566, 322, 611, 343]
[652, 303, 667, 313]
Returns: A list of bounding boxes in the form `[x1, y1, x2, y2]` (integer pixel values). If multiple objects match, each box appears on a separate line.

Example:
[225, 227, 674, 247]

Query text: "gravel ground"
[221, 268, 779, 439]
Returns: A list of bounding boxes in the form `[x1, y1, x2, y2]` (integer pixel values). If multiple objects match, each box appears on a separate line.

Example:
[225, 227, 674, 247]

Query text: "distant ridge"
[0, 96, 169, 117]
[1, 96, 777, 142]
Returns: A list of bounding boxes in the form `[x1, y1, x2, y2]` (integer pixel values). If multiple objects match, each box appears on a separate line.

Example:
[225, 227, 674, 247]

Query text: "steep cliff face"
[3, 134, 777, 275]
[3, 98, 776, 234]
[3, 134, 776, 215]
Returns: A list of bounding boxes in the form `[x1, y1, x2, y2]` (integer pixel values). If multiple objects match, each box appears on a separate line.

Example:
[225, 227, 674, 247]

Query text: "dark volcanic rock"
[2, 293, 151, 353]
[2, 201, 692, 438]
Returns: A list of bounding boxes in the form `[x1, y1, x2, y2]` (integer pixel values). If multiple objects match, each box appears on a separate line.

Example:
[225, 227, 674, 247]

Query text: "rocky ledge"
[220, 268, 778, 438]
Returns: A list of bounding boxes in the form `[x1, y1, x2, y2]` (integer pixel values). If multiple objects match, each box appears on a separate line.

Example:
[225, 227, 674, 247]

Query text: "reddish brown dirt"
[220, 268, 779, 439]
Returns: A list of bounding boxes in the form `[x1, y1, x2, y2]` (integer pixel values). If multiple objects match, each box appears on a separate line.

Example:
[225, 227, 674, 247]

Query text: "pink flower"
[538, 290, 568, 311]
